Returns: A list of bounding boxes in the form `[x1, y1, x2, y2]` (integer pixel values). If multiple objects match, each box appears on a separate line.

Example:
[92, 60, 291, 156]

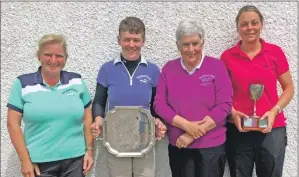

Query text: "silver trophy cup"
[242, 84, 268, 130]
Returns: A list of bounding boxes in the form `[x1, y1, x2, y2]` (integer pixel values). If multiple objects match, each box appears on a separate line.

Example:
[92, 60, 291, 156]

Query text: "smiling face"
[237, 11, 263, 44]
[38, 43, 66, 77]
[118, 31, 144, 61]
[178, 34, 203, 66]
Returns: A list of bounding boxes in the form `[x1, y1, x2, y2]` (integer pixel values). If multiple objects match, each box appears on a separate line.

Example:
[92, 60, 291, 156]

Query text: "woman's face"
[237, 11, 263, 44]
[118, 31, 144, 61]
[178, 34, 203, 65]
[38, 43, 66, 77]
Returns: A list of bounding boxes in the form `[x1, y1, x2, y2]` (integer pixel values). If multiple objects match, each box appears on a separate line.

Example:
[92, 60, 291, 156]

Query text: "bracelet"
[275, 105, 282, 114]
[86, 147, 94, 151]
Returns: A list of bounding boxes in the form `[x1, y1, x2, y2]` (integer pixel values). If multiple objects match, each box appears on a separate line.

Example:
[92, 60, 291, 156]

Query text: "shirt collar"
[35, 66, 64, 85]
[180, 53, 205, 75]
[231, 38, 269, 55]
[113, 53, 148, 66]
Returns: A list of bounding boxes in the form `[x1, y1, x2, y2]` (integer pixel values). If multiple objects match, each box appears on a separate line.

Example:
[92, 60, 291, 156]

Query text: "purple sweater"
[154, 56, 233, 148]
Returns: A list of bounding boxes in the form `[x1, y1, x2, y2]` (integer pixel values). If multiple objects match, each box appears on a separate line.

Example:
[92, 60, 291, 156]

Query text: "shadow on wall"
[4, 152, 23, 177]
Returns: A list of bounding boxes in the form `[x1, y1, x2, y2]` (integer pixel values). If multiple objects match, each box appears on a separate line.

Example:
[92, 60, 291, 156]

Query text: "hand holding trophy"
[242, 84, 268, 131]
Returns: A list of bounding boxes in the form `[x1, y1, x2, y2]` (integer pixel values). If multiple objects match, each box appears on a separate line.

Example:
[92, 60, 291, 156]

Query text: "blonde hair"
[36, 34, 68, 59]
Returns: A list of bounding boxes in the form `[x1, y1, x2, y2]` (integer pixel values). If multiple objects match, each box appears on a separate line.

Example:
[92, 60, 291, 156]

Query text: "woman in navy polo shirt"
[7, 34, 94, 177]
[91, 17, 166, 177]
[221, 5, 294, 177]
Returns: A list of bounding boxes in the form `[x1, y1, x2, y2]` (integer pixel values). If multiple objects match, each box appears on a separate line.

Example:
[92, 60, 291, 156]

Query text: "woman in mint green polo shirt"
[7, 34, 94, 177]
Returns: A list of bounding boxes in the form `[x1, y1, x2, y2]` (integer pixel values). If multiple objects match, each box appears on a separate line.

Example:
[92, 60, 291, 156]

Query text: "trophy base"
[242, 116, 268, 131]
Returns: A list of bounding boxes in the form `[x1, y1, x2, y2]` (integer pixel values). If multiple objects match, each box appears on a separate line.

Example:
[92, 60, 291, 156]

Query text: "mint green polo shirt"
[7, 67, 91, 163]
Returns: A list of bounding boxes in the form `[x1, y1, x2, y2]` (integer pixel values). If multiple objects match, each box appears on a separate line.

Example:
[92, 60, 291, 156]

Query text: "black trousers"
[168, 143, 226, 177]
[34, 155, 84, 177]
[226, 123, 287, 177]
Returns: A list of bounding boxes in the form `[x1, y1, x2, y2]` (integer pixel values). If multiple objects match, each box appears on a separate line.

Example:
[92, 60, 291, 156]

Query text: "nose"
[187, 44, 194, 52]
[129, 40, 134, 47]
[247, 23, 253, 30]
[49, 54, 58, 63]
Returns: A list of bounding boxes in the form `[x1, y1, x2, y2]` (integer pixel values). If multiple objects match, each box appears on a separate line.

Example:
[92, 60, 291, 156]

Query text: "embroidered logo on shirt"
[136, 75, 151, 84]
[62, 88, 78, 96]
[199, 75, 215, 86]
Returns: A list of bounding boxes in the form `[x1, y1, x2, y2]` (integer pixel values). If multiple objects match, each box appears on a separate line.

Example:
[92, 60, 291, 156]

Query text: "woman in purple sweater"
[154, 20, 233, 177]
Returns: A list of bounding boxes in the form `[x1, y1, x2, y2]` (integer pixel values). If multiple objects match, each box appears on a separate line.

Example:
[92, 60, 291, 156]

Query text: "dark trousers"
[168, 143, 226, 177]
[34, 155, 84, 177]
[226, 123, 287, 177]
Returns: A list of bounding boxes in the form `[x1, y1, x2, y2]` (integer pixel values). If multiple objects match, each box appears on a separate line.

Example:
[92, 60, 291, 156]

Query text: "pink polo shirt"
[220, 39, 289, 128]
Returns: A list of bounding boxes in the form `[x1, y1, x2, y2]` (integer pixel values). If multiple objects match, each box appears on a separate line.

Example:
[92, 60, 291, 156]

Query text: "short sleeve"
[152, 64, 161, 87]
[220, 52, 228, 67]
[7, 79, 24, 113]
[274, 47, 290, 77]
[96, 64, 108, 87]
[80, 79, 92, 109]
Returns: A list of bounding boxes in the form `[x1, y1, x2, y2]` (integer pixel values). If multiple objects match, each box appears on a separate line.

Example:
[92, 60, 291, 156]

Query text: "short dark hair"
[119, 16, 145, 40]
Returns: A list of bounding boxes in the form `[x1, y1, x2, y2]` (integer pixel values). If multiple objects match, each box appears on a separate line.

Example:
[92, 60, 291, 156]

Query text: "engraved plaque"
[100, 106, 156, 157]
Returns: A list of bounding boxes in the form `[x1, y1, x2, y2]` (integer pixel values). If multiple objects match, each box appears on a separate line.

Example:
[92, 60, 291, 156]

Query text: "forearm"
[208, 61, 233, 126]
[272, 71, 294, 114]
[84, 108, 94, 149]
[153, 71, 177, 124]
[172, 115, 189, 130]
[273, 86, 294, 113]
[208, 103, 232, 126]
[92, 83, 107, 120]
[92, 102, 105, 120]
[185, 116, 216, 138]
[7, 125, 31, 163]
[201, 116, 216, 132]
[153, 88, 176, 125]
[150, 87, 158, 118]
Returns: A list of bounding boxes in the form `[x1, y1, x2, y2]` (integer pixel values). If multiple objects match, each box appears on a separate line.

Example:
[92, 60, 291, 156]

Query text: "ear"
[141, 37, 146, 47]
[36, 51, 40, 61]
[176, 41, 180, 50]
[236, 24, 240, 33]
[37, 54, 41, 61]
[141, 40, 145, 47]
[117, 36, 121, 46]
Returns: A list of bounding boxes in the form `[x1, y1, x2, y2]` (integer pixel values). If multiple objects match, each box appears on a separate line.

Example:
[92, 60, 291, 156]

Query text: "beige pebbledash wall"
[1, 1, 298, 177]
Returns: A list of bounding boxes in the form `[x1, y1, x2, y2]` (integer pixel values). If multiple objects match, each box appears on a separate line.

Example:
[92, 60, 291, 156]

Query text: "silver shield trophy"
[99, 106, 156, 157]
[242, 84, 268, 130]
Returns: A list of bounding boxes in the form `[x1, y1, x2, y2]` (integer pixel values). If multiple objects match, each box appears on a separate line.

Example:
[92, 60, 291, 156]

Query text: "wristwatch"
[275, 105, 282, 114]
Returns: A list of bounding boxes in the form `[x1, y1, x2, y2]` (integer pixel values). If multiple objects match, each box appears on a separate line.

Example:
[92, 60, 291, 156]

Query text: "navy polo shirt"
[96, 55, 160, 111]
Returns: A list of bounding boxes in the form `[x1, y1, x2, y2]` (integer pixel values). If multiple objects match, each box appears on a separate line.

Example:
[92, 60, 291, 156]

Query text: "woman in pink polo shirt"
[220, 5, 294, 177]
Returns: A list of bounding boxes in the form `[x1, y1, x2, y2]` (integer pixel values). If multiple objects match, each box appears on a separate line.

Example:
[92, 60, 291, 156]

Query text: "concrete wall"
[1, 2, 298, 177]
